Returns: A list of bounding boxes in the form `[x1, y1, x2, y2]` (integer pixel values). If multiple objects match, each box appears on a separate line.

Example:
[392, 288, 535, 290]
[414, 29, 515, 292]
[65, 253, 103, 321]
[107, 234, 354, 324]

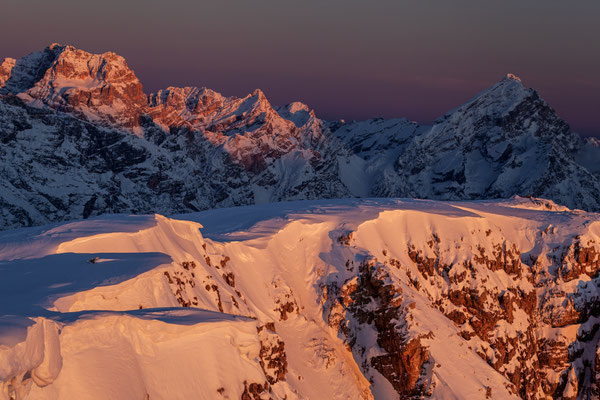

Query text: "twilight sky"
[1, 0, 598, 135]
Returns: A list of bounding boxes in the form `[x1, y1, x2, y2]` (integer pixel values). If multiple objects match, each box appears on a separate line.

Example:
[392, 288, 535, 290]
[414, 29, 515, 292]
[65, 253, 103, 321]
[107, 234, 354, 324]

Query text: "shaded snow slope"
[2, 198, 600, 398]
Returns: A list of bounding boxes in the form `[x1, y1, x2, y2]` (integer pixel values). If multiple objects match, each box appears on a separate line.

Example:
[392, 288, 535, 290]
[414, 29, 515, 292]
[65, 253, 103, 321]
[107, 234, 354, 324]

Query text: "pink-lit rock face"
[147, 86, 227, 128]
[1, 44, 146, 130]
[0, 43, 327, 164]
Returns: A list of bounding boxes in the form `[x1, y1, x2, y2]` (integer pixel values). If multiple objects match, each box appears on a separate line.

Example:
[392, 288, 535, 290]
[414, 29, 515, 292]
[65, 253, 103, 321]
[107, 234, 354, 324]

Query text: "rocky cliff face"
[0, 44, 599, 230]
[1, 44, 146, 130]
[317, 198, 600, 399]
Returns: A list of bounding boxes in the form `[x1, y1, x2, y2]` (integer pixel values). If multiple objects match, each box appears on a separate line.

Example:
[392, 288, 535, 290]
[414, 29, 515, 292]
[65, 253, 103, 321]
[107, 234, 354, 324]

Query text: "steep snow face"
[0, 49, 57, 95]
[2, 198, 600, 399]
[275, 102, 313, 128]
[330, 117, 422, 161]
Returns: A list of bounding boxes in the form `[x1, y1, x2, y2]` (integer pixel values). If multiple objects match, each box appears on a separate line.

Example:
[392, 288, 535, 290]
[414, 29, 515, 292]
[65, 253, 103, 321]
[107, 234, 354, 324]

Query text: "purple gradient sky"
[1, 1, 598, 135]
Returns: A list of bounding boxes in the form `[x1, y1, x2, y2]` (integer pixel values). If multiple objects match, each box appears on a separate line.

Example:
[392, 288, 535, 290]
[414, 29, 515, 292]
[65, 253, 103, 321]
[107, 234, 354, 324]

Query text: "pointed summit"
[487, 72, 527, 97]
[236, 88, 273, 117]
[503, 73, 522, 83]
[437, 72, 531, 123]
[488, 72, 526, 91]
[251, 88, 266, 99]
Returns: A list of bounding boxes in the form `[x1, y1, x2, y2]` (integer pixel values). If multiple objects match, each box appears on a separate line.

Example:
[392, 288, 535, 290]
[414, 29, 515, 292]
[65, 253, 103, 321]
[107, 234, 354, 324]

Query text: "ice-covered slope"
[1, 44, 599, 231]
[2, 198, 600, 399]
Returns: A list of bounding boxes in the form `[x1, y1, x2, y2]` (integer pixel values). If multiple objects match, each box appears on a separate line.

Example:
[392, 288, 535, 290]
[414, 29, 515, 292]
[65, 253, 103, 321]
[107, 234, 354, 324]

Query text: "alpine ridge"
[1, 44, 599, 230]
[2, 198, 600, 399]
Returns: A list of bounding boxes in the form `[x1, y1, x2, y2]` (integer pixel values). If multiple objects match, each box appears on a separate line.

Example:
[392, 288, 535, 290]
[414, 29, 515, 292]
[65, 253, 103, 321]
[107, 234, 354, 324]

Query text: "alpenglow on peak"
[504, 73, 522, 82]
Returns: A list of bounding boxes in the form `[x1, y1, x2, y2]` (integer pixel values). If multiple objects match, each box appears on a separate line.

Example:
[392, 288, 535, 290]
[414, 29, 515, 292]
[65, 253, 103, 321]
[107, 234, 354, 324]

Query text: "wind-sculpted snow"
[1, 44, 600, 230]
[2, 198, 600, 399]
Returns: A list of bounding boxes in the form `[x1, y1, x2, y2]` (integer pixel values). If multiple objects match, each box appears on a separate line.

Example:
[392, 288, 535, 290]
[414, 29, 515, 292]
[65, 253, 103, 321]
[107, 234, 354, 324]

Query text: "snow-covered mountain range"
[2, 197, 600, 399]
[1, 43, 599, 230]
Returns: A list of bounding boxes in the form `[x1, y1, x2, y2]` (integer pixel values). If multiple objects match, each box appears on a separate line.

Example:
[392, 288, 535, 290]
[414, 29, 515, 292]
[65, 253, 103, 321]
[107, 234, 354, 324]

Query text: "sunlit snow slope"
[1, 198, 600, 399]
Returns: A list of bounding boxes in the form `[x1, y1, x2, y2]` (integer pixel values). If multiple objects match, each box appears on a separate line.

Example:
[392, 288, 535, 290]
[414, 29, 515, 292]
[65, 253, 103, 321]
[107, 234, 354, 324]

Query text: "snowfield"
[1, 197, 600, 399]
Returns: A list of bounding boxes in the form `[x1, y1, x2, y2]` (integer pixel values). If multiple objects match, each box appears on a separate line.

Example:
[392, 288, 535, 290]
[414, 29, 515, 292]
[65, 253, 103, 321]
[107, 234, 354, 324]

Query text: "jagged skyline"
[0, 0, 598, 136]
[2, 5, 600, 397]
[2, 43, 600, 231]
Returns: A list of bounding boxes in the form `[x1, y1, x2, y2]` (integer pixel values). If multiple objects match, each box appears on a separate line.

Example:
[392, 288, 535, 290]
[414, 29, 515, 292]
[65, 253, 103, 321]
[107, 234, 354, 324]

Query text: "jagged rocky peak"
[148, 86, 227, 128]
[234, 88, 281, 125]
[2, 45, 600, 231]
[206, 88, 304, 138]
[41, 43, 141, 87]
[0, 46, 58, 94]
[148, 85, 290, 134]
[149, 86, 225, 111]
[249, 91, 322, 136]
[0, 43, 320, 140]
[446, 73, 573, 142]
[0, 43, 146, 130]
